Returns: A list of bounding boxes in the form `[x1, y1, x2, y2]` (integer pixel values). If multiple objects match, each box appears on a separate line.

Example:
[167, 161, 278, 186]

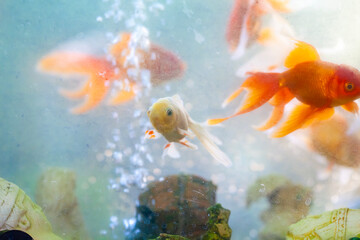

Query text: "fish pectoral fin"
[162, 142, 180, 159]
[301, 107, 335, 129]
[177, 128, 196, 139]
[284, 40, 320, 69]
[70, 76, 110, 114]
[108, 81, 137, 105]
[145, 129, 161, 139]
[341, 101, 359, 114]
[179, 139, 198, 150]
[271, 104, 334, 138]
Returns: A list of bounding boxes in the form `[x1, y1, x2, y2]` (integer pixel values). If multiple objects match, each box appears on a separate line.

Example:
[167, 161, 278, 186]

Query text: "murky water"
[1, 0, 360, 239]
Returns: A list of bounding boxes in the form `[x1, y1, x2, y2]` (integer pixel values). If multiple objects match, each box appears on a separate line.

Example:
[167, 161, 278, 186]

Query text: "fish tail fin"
[254, 105, 285, 131]
[38, 52, 115, 114]
[189, 120, 232, 167]
[70, 75, 111, 114]
[255, 88, 294, 131]
[208, 72, 281, 125]
[38, 52, 111, 75]
[58, 81, 91, 99]
[179, 139, 198, 150]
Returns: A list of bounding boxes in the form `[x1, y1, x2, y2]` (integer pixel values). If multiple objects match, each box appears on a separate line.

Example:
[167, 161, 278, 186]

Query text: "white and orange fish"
[37, 32, 186, 114]
[146, 95, 232, 167]
[226, 0, 291, 57]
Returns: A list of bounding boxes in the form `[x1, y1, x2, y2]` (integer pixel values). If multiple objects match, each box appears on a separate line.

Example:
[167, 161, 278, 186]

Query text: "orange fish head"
[335, 65, 360, 102]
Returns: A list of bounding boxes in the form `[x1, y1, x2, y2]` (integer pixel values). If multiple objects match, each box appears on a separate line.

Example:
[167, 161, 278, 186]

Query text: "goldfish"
[308, 114, 360, 169]
[208, 40, 360, 137]
[235, 14, 296, 76]
[146, 95, 232, 167]
[226, 0, 290, 57]
[37, 32, 186, 114]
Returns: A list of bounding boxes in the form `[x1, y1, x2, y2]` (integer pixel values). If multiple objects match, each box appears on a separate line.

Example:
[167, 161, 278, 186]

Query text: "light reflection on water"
[1, 0, 360, 239]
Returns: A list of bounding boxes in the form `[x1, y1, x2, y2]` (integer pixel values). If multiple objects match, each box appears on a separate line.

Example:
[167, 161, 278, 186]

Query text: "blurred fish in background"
[307, 114, 360, 170]
[226, 0, 294, 59]
[37, 32, 186, 114]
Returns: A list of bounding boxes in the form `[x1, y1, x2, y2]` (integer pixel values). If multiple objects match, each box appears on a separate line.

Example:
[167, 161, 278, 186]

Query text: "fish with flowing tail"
[209, 40, 360, 137]
[226, 0, 292, 57]
[146, 95, 232, 167]
[37, 32, 186, 114]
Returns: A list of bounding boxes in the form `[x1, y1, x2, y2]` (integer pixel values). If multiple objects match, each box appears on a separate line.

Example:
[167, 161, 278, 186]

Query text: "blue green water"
[1, 0, 360, 239]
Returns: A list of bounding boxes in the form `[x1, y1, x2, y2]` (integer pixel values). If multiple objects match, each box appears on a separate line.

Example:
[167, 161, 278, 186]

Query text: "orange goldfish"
[308, 114, 360, 169]
[226, 0, 290, 55]
[37, 32, 186, 114]
[208, 40, 360, 137]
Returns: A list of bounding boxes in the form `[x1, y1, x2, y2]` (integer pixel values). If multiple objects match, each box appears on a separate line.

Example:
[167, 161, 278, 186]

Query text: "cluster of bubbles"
[95, 0, 172, 237]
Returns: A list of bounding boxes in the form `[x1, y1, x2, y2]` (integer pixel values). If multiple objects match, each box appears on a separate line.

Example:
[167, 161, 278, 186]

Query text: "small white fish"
[146, 95, 232, 167]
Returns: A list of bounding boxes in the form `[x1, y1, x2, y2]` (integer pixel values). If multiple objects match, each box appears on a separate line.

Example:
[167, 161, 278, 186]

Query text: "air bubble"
[259, 184, 266, 193]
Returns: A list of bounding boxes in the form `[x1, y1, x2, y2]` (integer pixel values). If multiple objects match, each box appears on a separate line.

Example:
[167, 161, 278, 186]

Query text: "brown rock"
[138, 174, 217, 239]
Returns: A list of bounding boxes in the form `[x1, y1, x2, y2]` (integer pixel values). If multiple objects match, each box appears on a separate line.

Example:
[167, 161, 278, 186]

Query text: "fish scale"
[282, 61, 337, 107]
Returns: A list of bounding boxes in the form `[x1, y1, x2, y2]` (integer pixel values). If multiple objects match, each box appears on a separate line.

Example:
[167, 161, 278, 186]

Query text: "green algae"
[151, 233, 190, 240]
[149, 203, 232, 240]
[201, 203, 232, 240]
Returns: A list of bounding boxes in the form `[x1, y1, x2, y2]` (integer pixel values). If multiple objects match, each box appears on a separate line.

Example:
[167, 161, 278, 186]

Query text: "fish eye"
[166, 108, 173, 116]
[345, 82, 354, 91]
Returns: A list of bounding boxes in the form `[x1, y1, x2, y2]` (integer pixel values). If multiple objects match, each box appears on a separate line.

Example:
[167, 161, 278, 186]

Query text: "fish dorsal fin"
[109, 33, 131, 66]
[284, 40, 320, 69]
[171, 94, 184, 107]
